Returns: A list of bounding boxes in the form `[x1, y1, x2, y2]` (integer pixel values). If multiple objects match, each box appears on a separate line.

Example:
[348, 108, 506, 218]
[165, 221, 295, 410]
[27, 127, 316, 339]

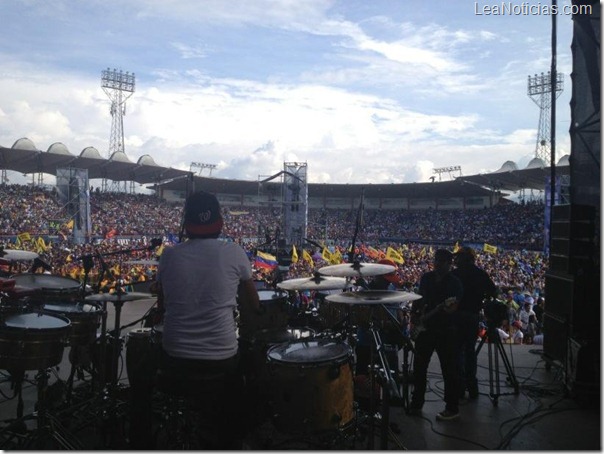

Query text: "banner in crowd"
[483, 243, 498, 254]
[291, 245, 298, 263]
[302, 249, 314, 267]
[385, 246, 404, 264]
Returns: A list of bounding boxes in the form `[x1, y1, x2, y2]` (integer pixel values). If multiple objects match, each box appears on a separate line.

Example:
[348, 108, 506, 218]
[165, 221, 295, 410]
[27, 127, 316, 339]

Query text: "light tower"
[527, 71, 563, 165]
[101, 68, 135, 191]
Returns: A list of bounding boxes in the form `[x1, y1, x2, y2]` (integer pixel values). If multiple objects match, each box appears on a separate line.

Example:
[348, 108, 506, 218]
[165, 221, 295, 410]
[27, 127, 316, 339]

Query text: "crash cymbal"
[85, 292, 153, 302]
[318, 262, 395, 278]
[325, 290, 421, 305]
[124, 260, 160, 266]
[0, 249, 39, 261]
[277, 276, 349, 291]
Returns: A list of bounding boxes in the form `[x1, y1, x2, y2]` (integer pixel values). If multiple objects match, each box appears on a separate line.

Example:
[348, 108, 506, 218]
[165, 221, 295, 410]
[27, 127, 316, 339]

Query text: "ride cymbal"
[318, 262, 395, 278]
[0, 249, 39, 261]
[277, 276, 349, 291]
[325, 290, 421, 305]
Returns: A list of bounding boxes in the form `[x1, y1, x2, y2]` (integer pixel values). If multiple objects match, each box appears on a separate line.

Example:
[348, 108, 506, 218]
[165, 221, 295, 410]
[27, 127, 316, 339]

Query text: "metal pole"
[549, 0, 557, 230]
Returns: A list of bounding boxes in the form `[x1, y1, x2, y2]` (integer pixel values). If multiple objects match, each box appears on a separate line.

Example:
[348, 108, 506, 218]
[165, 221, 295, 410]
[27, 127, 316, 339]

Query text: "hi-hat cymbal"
[124, 260, 160, 266]
[0, 249, 39, 261]
[277, 276, 349, 291]
[325, 290, 421, 305]
[318, 262, 395, 278]
[85, 292, 153, 303]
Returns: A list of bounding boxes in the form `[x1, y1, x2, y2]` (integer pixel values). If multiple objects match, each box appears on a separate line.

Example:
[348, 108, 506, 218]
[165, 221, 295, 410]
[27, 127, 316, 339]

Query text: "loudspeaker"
[549, 204, 596, 274]
[543, 312, 569, 364]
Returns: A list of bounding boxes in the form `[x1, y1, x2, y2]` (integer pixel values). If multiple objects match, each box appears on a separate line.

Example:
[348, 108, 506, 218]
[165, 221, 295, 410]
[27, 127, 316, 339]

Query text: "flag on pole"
[302, 249, 314, 268]
[321, 246, 332, 262]
[453, 241, 460, 253]
[255, 251, 278, 270]
[483, 243, 498, 254]
[291, 245, 299, 263]
[386, 246, 405, 264]
[18, 232, 31, 242]
[65, 219, 74, 230]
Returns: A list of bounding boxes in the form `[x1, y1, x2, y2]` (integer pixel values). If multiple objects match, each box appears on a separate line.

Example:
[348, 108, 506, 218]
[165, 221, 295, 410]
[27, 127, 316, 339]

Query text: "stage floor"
[0, 296, 600, 450]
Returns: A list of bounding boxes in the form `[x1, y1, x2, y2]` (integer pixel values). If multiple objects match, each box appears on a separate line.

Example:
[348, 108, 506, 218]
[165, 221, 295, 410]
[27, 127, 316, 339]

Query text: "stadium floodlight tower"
[101, 68, 136, 192]
[527, 71, 564, 166]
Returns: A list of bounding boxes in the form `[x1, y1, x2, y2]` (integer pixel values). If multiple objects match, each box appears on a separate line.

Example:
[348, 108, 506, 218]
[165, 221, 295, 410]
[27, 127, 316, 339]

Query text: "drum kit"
[238, 261, 422, 448]
[0, 247, 156, 449]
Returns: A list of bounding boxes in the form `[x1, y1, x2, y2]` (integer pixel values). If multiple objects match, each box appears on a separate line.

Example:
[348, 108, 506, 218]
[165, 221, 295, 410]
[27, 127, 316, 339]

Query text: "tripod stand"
[475, 324, 519, 406]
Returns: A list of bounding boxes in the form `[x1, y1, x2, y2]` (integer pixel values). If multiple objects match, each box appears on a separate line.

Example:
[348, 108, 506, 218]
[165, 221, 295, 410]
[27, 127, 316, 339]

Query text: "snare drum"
[0, 312, 71, 370]
[11, 274, 82, 303]
[238, 289, 290, 340]
[43, 303, 100, 345]
[241, 327, 315, 386]
[267, 339, 354, 433]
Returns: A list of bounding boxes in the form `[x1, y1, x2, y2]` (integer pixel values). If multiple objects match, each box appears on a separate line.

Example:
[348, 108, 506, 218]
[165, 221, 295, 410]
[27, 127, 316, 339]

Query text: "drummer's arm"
[238, 278, 262, 314]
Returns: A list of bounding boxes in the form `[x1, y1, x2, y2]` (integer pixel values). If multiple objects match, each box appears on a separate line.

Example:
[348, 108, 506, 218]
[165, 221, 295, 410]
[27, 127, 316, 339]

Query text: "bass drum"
[0, 313, 71, 370]
[267, 338, 354, 433]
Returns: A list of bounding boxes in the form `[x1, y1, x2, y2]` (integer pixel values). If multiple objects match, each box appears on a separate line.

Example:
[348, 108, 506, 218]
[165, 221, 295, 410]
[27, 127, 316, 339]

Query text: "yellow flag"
[302, 249, 314, 268]
[329, 249, 342, 265]
[18, 232, 31, 242]
[322, 246, 332, 262]
[156, 243, 165, 257]
[453, 241, 460, 253]
[483, 243, 498, 254]
[65, 219, 74, 230]
[291, 245, 299, 263]
[386, 246, 405, 264]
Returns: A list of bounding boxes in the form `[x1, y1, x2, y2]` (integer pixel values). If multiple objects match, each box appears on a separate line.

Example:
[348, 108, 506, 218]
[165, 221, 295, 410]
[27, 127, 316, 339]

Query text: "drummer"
[155, 191, 260, 449]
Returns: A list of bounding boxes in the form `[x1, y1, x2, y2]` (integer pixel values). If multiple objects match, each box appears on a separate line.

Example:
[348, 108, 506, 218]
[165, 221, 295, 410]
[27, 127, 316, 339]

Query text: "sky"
[0, 0, 583, 187]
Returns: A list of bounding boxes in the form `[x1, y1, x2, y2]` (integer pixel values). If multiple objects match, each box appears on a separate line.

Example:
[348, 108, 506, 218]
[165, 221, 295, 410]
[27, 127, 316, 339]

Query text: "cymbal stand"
[475, 324, 520, 406]
[366, 307, 400, 450]
[379, 303, 414, 411]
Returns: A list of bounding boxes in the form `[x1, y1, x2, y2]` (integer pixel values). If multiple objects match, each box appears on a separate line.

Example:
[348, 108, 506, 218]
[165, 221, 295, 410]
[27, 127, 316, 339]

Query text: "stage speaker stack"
[544, 0, 600, 400]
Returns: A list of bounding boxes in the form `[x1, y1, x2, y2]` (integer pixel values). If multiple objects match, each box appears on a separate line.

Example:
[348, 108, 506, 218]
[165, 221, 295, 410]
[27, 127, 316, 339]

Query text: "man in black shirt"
[409, 249, 463, 421]
[452, 247, 497, 399]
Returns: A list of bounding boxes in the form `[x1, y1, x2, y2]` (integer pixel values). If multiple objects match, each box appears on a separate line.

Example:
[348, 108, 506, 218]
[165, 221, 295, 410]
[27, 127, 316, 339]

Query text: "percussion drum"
[11, 274, 82, 303]
[0, 312, 71, 370]
[267, 339, 354, 433]
[238, 289, 290, 340]
[43, 303, 101, 345]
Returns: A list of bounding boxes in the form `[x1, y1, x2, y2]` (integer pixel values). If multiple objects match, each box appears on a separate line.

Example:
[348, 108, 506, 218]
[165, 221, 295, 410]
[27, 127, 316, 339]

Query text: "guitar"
[410, 296, 458, 340]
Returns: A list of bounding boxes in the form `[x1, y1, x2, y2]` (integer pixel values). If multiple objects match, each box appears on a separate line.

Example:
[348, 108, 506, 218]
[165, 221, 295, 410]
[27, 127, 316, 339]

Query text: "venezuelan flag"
[255, 251, 278, 270]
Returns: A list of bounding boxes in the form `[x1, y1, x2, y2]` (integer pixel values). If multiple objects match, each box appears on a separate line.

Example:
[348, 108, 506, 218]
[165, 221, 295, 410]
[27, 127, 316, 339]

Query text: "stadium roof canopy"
[0, 138, 189, 184]
[457, 155, 570, 191]
[1, 137, 569, 198]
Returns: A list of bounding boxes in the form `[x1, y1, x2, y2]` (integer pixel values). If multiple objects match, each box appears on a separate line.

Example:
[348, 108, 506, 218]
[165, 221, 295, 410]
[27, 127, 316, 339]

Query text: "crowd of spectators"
[0, 183, 548, 297]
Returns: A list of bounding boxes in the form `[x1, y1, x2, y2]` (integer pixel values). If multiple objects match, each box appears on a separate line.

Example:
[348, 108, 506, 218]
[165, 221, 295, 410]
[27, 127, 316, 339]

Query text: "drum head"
[253, 328, 314, 345]
[267, 339, 351, 365]
[11, 274, 81, 291]
[2, 312, 71, 330]
[129, 327, 152, 338]
[257, 289, 287, 302]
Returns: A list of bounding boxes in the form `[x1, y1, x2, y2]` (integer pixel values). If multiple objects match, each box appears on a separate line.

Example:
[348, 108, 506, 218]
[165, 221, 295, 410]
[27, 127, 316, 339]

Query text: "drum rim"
[1, 312, 72, 330]
[256, 289, 288, 301]
[10, 273, 81, 290]
[42, 303, 100, 314]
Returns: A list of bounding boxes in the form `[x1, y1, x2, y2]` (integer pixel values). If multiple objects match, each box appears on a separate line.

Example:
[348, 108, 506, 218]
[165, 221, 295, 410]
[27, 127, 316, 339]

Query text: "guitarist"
[408, 249, 463, 421]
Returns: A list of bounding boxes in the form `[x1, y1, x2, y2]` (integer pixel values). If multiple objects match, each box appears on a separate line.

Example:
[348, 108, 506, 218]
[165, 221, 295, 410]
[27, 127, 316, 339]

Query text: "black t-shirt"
[418, 270, 463, 330]
[452, 264, 497, 314]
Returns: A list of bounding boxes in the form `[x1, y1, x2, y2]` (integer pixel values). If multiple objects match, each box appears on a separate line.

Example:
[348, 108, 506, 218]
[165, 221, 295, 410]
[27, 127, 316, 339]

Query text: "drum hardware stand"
[366, 308, 400, 450]
[475, 323, 520, 406]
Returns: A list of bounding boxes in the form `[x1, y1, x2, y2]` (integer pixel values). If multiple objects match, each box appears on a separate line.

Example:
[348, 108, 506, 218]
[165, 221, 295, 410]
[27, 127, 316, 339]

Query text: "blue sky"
[0, 0, 581, 186]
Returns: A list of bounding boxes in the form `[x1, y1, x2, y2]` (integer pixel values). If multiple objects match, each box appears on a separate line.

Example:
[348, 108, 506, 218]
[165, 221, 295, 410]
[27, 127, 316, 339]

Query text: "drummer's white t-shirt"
[157, 238, 252, 360]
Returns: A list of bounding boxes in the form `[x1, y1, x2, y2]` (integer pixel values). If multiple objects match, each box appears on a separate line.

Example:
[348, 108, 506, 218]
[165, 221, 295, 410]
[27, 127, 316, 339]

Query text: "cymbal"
[85, 292, 153, 302]
[318, 262, 395, 278]
[124, 260, 160, 266]
[277, 276, 348, 291]
[325, 290, 421, 305]
[0, 249, 39, 261]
